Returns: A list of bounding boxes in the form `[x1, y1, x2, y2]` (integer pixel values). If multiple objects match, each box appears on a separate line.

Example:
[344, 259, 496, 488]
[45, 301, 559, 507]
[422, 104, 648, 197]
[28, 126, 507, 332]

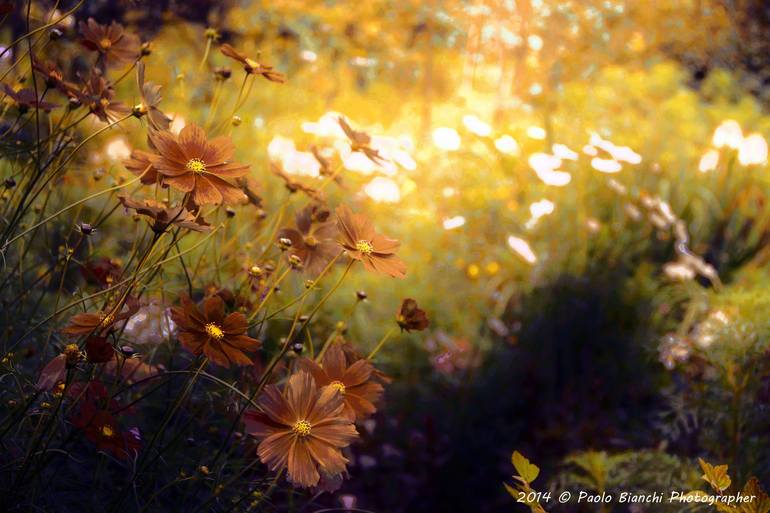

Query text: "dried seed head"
[78, 222, 95, 236]
[288, 254, 302, 268]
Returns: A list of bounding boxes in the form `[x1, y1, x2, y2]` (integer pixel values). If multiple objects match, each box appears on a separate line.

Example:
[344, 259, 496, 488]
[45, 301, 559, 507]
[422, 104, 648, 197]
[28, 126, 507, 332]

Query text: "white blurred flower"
[526, 199, 555, 229]
[591, 157, 622, 174]
[589, 133, 641, 163]
[462, 114, 492, 137]
[624, 203, 642, 220]
[529, 199, 554, 220]
[123, 302, 177, 345]
[370, 135, 416, 170]
[442, 187, 457, 198]
[527, 34, 543, 51]
[268, 136, 321, 177]
[442, 216, 466, 230]
[582, 144, 598, 156]
[169, 115, 185, 134]
[586, 218, 601, 233]
[738, 133, 768, 166]
[106, 138, 131, 161]
[698, 149, 719, 173]
[663, 261, 696, 281]
[268, 135, 296, 160]
[712, 120, 743, 149]
[432, 127, 461, 151]
[507, 235, 537, 264]
[693, 310, 730, 349]
[300, 49, 317, 62]
[659, 333, 691, 370]
[283, 151, 321, 177]
[495, 135, 520, 156]
[363, 176, 400, 203]
[526, 126, 546, 140]
[529, 153, 571, 186]
[611, 146, 642, 164]
[301, 111, 347, 139]
[551, 143, 578, 160]
[528, 152, 561, 172]
[351, 56, 376, 67]
[341, 149, 381, 175]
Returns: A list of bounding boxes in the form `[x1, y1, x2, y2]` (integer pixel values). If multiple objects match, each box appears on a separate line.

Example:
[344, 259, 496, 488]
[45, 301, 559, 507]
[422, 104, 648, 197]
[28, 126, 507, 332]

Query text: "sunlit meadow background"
[4, 1, 770, 512]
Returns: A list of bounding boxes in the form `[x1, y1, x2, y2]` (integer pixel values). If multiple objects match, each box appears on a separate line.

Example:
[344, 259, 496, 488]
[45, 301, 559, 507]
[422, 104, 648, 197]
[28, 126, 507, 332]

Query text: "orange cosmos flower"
[118, 196, 212, 233]
[396, 298, 429, 332]
[220, 44, 286, 82]
[278, 204, 340, 275]
[244, 371, 357, 488]
[170, 295, 260, 368]
[134, 62, 171, 130]
[337, 116, 384, 164]
[335, 204, 406, 278]
[148, 123, 249, 205]
[297, 342, 383, 421]
[79, 18, 140, 68]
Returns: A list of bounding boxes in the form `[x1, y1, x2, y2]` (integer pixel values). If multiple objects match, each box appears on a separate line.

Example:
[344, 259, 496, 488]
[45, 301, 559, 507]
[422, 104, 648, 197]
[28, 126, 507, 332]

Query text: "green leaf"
[512, 451, 540, 484]
[504, 481, 519, 500]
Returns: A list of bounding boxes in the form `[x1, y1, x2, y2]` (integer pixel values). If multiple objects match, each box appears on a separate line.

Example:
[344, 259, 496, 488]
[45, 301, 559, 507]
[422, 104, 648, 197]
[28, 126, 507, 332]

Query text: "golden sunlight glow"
[698, 149, 719, 173]
[738, 133, 768, 166]
[712, 120, 743, 149]
[364, 176, 401, 203]
[433, 127, 462, 151]
[507, 235, 537, 264]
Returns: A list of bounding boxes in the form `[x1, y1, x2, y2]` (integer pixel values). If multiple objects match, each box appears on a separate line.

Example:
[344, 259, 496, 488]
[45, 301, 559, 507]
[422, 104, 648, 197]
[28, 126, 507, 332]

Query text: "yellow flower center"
[292, 419, 312, 437]
[99, 38, 112, 50]
[329, 380, 346, 394]
[355, 240, 373, 254]
[205, 323, 224, 340]
[186, 158, 207, 174]
[304, 235, 318, 248]
[100, 425, 115, 438]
